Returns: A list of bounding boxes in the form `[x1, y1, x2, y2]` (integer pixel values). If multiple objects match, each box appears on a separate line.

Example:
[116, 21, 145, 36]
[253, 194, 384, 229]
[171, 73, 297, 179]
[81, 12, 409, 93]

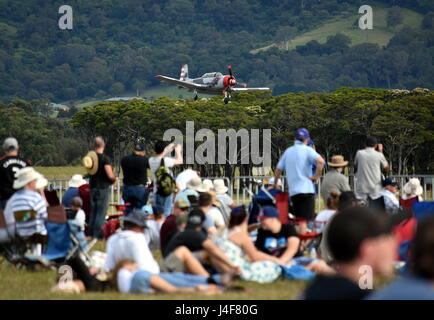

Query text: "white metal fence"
[47, 174, 433, 214]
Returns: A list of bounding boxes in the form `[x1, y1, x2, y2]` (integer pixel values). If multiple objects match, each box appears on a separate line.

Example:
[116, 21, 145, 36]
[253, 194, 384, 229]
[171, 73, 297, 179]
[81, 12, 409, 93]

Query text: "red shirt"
[160, 214, 177, 254]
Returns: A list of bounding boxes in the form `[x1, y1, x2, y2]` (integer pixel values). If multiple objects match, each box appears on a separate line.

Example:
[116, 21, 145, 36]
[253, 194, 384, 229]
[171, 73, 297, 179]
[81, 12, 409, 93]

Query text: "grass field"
[0, 241, 309, 300]
[35, 166, 86, 180]
[251, 7, 423, 54]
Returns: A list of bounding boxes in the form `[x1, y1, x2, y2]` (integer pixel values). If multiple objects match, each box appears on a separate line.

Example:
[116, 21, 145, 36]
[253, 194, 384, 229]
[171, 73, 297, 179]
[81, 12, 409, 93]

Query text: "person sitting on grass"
[214, 206, 283, 283]
[253, 206, 333, 273]
[162, 209, 241, 275]
[104, 209, 231, 284]
[318, 191, 358, 263]
[314, 191, 339, 233]
[160, 199, 190, 255]
[302, 206, 396, 300]
[113, 259, 224, 295]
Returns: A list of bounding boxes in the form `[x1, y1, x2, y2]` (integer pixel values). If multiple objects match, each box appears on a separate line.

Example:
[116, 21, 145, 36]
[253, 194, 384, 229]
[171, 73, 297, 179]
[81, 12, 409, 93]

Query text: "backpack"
[155, 158, 176, 197]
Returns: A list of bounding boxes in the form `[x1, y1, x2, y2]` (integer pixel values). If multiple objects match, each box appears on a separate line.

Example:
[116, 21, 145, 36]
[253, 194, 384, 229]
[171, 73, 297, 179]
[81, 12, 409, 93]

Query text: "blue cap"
[295, 128, 310, 141]
[259, 205, 279, 219]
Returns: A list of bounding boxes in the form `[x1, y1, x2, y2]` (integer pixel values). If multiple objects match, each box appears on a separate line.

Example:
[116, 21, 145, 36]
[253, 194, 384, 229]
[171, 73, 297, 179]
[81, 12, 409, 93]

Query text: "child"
[66, 197, 88, 250]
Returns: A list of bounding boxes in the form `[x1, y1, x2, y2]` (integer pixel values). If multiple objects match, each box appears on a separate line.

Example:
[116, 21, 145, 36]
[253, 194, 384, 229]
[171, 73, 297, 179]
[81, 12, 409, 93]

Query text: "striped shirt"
[4, 189, 48, 238]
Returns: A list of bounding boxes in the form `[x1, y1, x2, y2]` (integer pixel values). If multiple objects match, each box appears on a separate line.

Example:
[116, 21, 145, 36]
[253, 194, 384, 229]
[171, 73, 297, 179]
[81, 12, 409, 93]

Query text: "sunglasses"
[180, 207, 190, 211]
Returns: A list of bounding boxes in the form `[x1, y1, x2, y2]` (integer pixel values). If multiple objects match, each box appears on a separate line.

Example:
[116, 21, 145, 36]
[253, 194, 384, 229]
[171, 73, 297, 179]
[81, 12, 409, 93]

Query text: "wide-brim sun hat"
[213, 179, 228, 195]
[202, 179, 214, 192]
[328, 155, 348, 167]
[186, 176, 202, 191]
[403, 178, 423, 197]
[68, 174, 87, 188]
[13, 167, 46, 189]
[83, 151, 98, 175]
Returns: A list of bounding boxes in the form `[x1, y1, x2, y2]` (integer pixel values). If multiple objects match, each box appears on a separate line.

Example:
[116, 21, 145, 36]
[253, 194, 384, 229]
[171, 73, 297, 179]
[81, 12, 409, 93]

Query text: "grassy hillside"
[252, 7, 423, 54]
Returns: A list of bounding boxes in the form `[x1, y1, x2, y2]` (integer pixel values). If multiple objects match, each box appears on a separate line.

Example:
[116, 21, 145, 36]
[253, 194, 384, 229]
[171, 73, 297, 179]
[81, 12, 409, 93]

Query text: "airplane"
[155, 65, 270, 104]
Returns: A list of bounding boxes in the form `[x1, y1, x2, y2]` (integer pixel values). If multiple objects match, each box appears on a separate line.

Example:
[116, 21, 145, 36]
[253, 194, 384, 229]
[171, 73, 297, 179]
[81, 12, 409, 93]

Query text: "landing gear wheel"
[194, 95, 198, 101]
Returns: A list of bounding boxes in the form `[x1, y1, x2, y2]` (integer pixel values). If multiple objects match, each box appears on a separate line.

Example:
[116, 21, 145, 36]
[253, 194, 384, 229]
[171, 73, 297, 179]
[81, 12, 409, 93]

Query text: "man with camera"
[354, 136, 389, 201]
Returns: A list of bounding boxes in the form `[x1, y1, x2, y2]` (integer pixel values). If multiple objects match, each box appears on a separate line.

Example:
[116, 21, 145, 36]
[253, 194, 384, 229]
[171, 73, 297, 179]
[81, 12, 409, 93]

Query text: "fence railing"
[47, 174, 433, 214]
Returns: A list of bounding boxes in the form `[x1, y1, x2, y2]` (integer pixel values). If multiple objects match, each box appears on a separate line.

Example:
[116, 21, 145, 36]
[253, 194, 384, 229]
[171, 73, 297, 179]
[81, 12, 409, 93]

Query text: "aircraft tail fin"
[180, 64, 189, 81]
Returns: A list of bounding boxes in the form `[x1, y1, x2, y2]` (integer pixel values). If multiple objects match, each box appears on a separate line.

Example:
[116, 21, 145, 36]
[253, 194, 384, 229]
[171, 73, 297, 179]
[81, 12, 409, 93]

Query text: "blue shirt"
[368, 275, 434, 300]
[61, 187, 79, 207]
[277, 141, 320, 196]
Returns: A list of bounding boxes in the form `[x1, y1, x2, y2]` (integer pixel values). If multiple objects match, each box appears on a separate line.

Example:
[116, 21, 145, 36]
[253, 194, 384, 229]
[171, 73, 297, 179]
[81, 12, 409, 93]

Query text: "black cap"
[134, 143, 145, 152]
[186, 209, 205, 229]
[383, 178, 398, 187]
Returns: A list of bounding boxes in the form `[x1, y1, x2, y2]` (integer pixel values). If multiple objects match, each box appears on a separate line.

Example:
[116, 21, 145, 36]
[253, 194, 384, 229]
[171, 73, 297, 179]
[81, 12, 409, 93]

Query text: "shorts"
[160, 251, 186, 273]
[291, 193, 315, 220]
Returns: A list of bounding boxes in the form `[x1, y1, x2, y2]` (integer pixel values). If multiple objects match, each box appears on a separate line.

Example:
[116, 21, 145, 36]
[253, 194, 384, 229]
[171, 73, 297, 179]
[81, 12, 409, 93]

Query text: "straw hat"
[83, 151, 98, 175]
[13, 167, 47, 190]
[213, 179, 228, 195]
[403, 178, 423, 197]
[328, 155, 348, 168]
[68, 174, 87, 188]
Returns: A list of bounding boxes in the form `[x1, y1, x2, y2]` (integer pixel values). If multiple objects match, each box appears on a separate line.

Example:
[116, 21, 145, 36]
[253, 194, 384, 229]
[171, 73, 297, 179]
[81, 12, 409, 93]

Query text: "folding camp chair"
[400, 196, 419, 208]
[393, 202, 434, 261]
[45, 205, 95, 265]
[368, 196, 386, 213]
[102, 203, 128, 240]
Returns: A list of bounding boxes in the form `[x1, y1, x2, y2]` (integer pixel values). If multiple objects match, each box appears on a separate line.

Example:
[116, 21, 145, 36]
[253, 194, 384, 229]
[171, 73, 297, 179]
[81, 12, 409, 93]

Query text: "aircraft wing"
[155, 75, 206, 90]
[231, 87, 271, 92]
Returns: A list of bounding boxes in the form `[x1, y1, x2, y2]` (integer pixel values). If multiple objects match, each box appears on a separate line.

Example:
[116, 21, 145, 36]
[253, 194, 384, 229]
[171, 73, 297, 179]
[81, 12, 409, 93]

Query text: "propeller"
[225, 65, 236, 87]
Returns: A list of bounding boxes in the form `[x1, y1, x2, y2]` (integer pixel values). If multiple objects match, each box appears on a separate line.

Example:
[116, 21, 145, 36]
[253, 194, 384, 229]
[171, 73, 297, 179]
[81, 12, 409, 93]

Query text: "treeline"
[69, 88, 434, 178]
[1, 89, 432, 175]
[0, 99, 86, 166]
[0, 0, 434, 102]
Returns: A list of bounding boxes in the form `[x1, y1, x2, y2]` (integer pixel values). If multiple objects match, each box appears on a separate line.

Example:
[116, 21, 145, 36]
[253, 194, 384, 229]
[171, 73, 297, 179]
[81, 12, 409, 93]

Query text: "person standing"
[354, 136, 389, 201]
[121, 142, 150, 215]
[148, 141, 183, 217]
[273, 128, 325, 234]
[0, 137, 31, 209]
[320, 155, 351, 204]
[83, 137, 117, 240]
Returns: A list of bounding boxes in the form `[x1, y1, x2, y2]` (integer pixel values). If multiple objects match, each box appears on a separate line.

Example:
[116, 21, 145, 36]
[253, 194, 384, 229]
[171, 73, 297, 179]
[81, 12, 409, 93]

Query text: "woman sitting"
[214, 206, 332, 283]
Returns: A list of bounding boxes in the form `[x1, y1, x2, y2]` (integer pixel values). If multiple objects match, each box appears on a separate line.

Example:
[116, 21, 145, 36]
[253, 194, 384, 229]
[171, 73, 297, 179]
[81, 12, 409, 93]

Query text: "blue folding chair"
[412, 202, 434, 221]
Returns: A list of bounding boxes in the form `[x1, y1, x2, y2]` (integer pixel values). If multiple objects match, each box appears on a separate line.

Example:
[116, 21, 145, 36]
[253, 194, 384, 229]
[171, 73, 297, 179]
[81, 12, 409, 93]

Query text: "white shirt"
[117, 268, 134, 293]
[378, 189, 400, 214]
[144, 219, 161, 251]
[315, 209, 336, 233]
[104, 230, 160, 273]
[207, 206, 225, 228]
[74, 209, 86, 231]
[175, 169, 198, 191]
[149, 156, 175, 193]
[216, 193, 233, 222]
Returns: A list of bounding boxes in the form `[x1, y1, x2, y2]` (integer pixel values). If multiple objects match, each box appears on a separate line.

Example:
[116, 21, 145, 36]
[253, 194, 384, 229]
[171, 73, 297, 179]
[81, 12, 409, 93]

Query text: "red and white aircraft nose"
[223, 75, 236, 87]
